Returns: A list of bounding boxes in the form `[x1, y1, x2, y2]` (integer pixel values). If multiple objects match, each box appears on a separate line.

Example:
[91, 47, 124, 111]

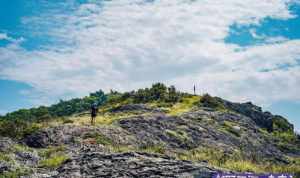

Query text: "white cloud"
[0, 33, 24, 43]
[0, 33, 9, 40]
[0, 0, 299, 106]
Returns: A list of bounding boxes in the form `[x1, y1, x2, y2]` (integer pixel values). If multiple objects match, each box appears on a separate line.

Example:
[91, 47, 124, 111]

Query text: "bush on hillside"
[199, 94, 225, 110]
[132, 83, 182, 103]
[0, 119, 40, 139]
[272, 116, 294, 132]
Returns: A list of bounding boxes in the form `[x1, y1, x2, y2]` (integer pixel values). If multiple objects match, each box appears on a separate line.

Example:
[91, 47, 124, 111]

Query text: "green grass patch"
[72, 112, 141, 126]
[220, 121, 241, 137]
[13, 144, 34, 153]
[176, 147, 299, 175]
[62, 118, 74, 124]
[273, 131, 297, 142]
[0, 154, 14, 163]
[106, 145, 136, 153]
[38, 145, 67, 169]
[167, 95, 200, 116]
[165, 129, 189, 141]
[264, 163, 300, 176]
[223, 160, 264, 173]
[1, 168, 32, 178]
[258, 128, 270, 135]
[39, 154, 68, 169]
[38, 145, 66, 158]
[139, 143, 166, 154]
[177, 147, 231, 166]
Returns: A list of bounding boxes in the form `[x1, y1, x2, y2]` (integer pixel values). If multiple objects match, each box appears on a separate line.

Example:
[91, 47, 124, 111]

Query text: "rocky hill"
[0, 84, 299, 177]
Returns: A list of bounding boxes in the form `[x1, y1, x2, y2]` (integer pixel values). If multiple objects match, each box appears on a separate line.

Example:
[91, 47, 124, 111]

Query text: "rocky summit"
[0, 85, 299, 177]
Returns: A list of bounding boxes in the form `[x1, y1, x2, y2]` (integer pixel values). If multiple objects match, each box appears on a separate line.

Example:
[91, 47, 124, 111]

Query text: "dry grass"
[176, 147, 299, 175]
[167, 95, 200, 116]
[69, 112, 136, 126]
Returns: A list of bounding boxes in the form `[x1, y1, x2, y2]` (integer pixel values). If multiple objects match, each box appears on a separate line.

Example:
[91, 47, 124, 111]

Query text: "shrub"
[0, 119, 41, 139]
[130, 83, 183, 104]
[272, 116, 293, 132]
[199, 94, 225, 110]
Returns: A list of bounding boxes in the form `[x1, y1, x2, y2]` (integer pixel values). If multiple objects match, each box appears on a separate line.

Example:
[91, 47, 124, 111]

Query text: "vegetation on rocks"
[39, 154, 69, 169]
[83, 132, 113, 145]
[0, 83, 299, 177]
[199, 94, 225, 110]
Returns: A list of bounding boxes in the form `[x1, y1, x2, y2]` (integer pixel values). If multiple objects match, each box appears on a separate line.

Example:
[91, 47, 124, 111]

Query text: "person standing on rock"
[91, 103, 98, 125]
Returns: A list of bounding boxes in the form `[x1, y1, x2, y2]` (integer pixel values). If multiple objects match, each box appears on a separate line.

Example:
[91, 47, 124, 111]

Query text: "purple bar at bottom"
[212, 173, 293, 178]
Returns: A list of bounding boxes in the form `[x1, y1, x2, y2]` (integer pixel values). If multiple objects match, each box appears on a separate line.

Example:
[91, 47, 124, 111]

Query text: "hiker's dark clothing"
[90, 104, 97, 125]
[91, 106, 97, 117]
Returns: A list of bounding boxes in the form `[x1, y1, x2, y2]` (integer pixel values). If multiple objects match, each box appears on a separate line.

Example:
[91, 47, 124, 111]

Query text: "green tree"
[150, 83, 167, 101]
[167, 85, 179, 102]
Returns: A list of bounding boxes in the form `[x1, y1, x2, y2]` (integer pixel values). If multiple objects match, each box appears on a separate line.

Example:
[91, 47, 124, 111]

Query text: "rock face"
[23, 125, 136, 148]
[55, 151, 219, 178]
[118, 111, 287, 162]
[215, 98, 294, 132]
[22, 106, 295, 165]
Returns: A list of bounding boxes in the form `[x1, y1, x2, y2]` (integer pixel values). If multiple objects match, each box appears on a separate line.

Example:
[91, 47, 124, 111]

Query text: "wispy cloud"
[0, 0, 299, 106]
[0, 33, 24, 43]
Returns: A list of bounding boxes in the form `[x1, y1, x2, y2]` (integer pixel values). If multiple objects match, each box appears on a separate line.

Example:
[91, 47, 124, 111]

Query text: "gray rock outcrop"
[55, 151, 219, 178]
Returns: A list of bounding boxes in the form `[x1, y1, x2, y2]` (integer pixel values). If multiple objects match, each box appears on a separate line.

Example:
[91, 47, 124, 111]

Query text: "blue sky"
[0, 0, 299, 131]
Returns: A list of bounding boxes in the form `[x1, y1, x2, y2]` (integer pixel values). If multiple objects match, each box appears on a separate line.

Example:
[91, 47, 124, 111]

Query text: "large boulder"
[22, 125, 137, 148]
[55, 151, 220, 178]
[15, 150, 39, 166]
[22, 125, 90, 148]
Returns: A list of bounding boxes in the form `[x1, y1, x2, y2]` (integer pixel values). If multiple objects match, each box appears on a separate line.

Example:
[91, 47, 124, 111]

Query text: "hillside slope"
[0, 84, 299, 177]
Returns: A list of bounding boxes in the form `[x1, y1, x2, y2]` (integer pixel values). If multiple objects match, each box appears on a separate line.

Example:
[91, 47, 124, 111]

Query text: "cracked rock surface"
[55, 151, 219, 178]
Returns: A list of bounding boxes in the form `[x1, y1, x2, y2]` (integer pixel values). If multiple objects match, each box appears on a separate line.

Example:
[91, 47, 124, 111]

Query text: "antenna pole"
[193, 85, 196, 95]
